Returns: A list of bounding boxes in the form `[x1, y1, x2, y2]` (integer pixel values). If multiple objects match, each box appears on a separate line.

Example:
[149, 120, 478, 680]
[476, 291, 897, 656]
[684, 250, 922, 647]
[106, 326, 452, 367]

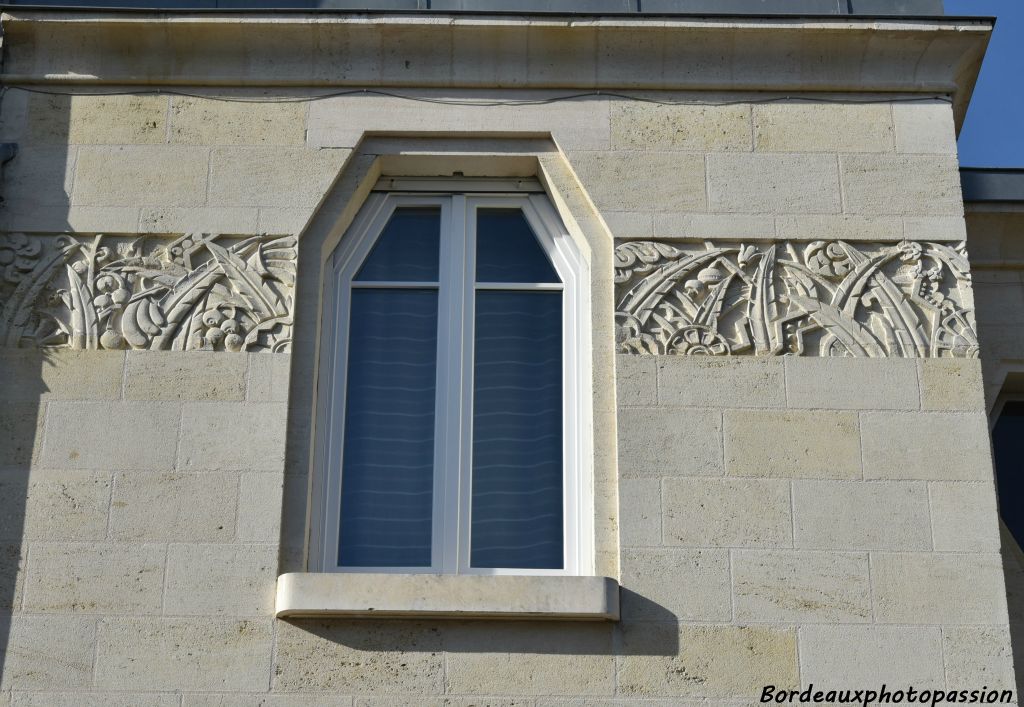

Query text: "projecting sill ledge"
[275, 573, 620, 621]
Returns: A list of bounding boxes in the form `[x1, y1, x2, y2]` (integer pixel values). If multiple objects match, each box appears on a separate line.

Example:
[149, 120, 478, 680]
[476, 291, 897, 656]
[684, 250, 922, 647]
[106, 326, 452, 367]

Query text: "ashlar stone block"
[733, 550, 872, 623]
[617, 407, 723, 477]
[109, 472, 237, 542]
[871, 552, 1009, 625]
[23, 543, 165, 614]
[861, 412, 993, 480]
[792, 480, 931, 550]
[568, 151, 706, 213]
[177, 402, 287, 472]
[798, 625, 944, 690]
[42, 401, 179, 471]
[620, 548, 731, 622]
[164, 543, 277, 616]
[657, 356, 786, 409]
[783, 357, 920, 410]
[707, 153, 841, 214]
[929, 481, 1001, 552]
[170, 96, 306, 145]
[840, 154, 963, 216]
[0, 615, 96, 690]
[273, 619, 445, 694]
[725, 409, 861, 479]
[663, 478, 792, 548]
[73, 146, 209, 207]
[95, 618, 273, 691]
[617, 624, 798, 699]
[125, 351, 248, 401]
[611, 102, 751, 151]
[943, 626, 1018, 692]
[443, 622, 615, 696]
[754, 103, 894, 153]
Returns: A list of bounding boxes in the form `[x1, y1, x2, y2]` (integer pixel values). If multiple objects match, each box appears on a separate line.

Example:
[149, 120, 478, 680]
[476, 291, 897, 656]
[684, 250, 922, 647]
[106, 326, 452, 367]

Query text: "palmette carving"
[0, 232, 295, 352]
[614, 239, 977, 358]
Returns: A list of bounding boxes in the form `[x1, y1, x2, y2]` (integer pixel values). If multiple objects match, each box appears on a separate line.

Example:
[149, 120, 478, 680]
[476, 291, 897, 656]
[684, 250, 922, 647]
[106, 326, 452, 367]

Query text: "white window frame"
[312, 188, 592, 577]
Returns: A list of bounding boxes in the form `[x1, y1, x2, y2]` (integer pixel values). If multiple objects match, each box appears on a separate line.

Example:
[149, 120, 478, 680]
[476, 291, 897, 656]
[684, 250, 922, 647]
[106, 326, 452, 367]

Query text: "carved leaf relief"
[614, 239, 977, 358]
[0, 232, 295, 352]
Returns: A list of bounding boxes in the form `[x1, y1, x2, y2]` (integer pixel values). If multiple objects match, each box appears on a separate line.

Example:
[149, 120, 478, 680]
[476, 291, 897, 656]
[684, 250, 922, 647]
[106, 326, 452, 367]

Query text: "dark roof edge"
[962, 168, 1024, 204]
[0, 5, 981, 19]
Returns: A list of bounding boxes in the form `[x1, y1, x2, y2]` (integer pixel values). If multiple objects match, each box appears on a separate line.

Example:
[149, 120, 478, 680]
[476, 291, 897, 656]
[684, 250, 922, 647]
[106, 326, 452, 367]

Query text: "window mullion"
[454, 195, 477, 574]
[436, 195, 470, 574]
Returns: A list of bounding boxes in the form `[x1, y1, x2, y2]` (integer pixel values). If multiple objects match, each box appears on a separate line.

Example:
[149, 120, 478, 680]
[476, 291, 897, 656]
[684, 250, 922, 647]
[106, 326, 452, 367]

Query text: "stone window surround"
[280, 135, 621, 620]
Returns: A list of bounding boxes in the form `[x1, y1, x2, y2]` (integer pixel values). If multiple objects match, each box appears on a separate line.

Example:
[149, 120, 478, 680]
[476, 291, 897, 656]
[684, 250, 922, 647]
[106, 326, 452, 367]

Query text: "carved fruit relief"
[0, 232, 295, 352]
[614, 240, 977, 358]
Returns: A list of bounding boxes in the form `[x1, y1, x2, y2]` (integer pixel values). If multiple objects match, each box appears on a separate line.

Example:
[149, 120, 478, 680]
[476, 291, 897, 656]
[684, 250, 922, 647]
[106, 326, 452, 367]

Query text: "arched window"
[314, 187, 588, 576]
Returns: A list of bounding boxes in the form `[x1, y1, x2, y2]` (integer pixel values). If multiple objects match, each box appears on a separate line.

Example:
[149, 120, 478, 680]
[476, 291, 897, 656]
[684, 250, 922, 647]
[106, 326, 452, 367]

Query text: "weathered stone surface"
[164, 543, 277, 616]
[42, 402, 179, 470]
[615, 355, 656, 406]
[707, 153, 841, 214]
[248, 353, 292, 402]
[0, 543, 25, 612]
[872, 552, 1009, 624]
[893, 101, 957, 154]
[23, 543, 165, 614]
[724, 410, 861, 479]
[611, 103, 751, 151]
[0, 403, 43, 466]
[73, 146, 209, 207]
[733, 550, 872, 623]
[0, 615, 96, 690]
[125, 351, 248, 401]
[617, 407, 722, 477]
[568, 151, 706, 212]
[617, 624, 798, 698]
[95, 618, 273, 691]
[657, 357, 785, 408]
[792, 480, 931, 550]
[171, 96, 307, 145]
[186, 696, 353, 707]
[918, 358, 986, 411]
[0, 350, 124, 401]
[109, 472, 237, 542]
[444, 622, 615, 696]
[16, 694, 180, 707]
[775, 214, 903, 242]
[28, 93, 168, 145]
[238, 472, 286, 542]
[618, 477, 661, 547]
[784, 358, 920, 410]
[208, 147, 349, 208]
[139, 206, 261, 234]
[753, 103, 894, 153]
[653, 213, 775, 240]
[931, 482, 1001, 552]
[861, 412, 993, 480]
[840, 154, 963, 216]
[273, 619, 445, 694]
[798, 625, 944, 690]
[178, 402, 287, 471]
[663, 478, 792, 548]
[23, 470, 111, 541]
[620, 548, 731, 621]
[943, 626, 1017, 691]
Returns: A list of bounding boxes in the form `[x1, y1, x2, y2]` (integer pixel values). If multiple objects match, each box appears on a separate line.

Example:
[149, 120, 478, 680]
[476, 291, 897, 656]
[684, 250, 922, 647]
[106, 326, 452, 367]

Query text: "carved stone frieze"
[0, 232, 295, 352]
[614, 240, 977, 358]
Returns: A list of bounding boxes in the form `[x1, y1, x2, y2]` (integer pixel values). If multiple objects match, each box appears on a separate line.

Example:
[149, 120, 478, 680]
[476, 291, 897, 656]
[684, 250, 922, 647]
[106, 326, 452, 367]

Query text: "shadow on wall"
[1000, 526, 1024, 699]
[0, 78, 71, 687]
[0, 350, 55, 686]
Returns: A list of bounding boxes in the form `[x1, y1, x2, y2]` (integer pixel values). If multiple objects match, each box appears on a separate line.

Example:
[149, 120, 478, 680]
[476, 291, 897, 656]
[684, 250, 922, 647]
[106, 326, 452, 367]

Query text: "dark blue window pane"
[471, 291, 563, 569]
[355, 207, 441, 282]
[993, 401, 1024, 550]
[339, 289, 438, 567]
[476, 208, 560, 283]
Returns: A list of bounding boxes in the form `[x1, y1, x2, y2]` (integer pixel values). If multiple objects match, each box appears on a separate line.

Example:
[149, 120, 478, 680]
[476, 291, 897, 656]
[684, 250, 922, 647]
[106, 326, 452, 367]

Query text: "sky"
[945, 0, 1024, 167]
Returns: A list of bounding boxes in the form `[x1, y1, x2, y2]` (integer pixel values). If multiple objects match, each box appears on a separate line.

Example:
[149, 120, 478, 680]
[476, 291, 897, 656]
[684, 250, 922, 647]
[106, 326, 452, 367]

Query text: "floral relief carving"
[0, 232, 295, 352]
[614, 239, 977, 358]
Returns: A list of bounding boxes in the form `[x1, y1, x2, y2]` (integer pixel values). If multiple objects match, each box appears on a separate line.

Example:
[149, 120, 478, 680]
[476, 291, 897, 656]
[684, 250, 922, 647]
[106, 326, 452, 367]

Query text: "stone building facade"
[0, 6, 1019, 705]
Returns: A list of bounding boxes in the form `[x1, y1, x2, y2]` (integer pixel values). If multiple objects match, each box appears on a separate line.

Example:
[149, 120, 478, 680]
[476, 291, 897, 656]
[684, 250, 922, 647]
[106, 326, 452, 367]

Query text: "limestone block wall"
[0, 57, 1017, 705]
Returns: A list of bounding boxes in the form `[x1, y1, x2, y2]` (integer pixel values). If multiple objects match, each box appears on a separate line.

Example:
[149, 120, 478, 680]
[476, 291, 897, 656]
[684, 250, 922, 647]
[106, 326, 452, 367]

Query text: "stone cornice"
[0, 12, 992, 126]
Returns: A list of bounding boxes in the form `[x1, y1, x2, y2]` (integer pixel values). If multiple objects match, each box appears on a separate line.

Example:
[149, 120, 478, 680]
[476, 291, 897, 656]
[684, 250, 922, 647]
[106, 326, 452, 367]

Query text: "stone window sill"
[275, 572, 620, 621]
